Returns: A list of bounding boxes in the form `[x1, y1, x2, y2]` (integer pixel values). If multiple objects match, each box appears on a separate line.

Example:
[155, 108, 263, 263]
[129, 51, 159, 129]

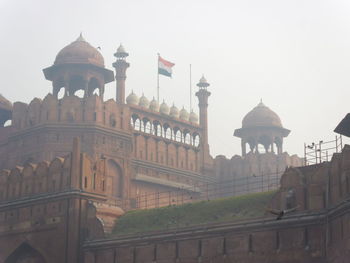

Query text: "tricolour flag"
[158, 56, 175, 77]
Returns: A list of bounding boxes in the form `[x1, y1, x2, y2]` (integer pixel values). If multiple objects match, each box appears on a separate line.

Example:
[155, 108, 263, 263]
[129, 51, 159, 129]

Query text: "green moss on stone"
[111, 191, 275, 236]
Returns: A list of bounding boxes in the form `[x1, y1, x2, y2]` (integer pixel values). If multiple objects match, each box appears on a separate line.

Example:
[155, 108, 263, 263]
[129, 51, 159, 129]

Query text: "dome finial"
[76, 32, 85, 42]
[258, 99, 265, 107]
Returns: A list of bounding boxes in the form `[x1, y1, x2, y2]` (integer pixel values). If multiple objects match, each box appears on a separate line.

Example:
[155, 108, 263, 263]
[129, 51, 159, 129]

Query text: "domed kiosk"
[234, 101, 290, 156]
[43, 34, 114, 99]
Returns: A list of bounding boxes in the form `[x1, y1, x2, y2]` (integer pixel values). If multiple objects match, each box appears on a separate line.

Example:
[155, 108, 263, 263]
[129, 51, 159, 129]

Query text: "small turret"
[149, 97, 159, 112]
[179, 107, 189, 121]
[126, 91, 139, 105]
[139, 93, 150, 108]
[112, 44, 130, 104]
[170, 104, 179, 118]
[159, 100, 170, 115]
[189, 110, 199, 124]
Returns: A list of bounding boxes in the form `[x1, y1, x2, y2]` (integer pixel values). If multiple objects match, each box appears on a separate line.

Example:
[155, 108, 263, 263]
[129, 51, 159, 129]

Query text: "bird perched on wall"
[266, 205, 300, 220]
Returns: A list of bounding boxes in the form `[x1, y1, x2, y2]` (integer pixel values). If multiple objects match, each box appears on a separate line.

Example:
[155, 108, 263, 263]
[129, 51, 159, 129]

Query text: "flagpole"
[157, 53, 160, 103]
[190, 64, 192, 112]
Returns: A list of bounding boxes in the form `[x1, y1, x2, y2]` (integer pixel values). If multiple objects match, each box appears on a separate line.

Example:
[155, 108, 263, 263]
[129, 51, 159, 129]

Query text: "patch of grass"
[111, 191, 275, 236]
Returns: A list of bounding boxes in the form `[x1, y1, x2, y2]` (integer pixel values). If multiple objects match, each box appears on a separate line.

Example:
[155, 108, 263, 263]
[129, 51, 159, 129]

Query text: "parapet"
[0, 147, 108, 202]
[271, 144, 350, 211]
[11, 93, 125, 131]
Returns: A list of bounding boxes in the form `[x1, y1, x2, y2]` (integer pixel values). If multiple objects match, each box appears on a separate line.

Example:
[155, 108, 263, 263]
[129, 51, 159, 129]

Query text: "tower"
[112, 44, 130, 104]
[43, 34, 114, 99]
[234, 101, 290, 156]
[195, 76, 212, 170]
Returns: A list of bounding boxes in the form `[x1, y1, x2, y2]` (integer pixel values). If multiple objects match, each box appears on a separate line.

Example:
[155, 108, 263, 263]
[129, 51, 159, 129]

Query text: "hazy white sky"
[1, 0, 350, 158]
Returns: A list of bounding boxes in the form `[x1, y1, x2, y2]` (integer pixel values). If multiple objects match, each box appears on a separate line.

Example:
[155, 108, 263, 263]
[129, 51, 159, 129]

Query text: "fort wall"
[83, 145, 350, 263]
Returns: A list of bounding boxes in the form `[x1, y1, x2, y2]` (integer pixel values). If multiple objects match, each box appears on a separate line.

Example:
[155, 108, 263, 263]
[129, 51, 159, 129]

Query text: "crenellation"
[10, 94, 127, 131]
[0, 151, 110, 202]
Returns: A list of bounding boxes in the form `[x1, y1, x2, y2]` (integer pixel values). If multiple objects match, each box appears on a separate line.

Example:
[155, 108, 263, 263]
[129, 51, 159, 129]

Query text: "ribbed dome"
[0, 94, 12, 111]
[54, 34, 104, 67]
[179, 107, 189, 121]
[242, 101, 282, 128]
[149, 97, 159, 112]
[170, 104, 179, 118]
[189, 111, 198, 123]
[139, 94, 150, 108]
[159, 101, 170, 115]
[126, 91, 139, 105]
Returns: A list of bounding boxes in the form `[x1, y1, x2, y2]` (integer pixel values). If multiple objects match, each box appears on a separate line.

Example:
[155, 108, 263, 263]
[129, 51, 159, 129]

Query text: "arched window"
[174, 128, 182, 143]
[164, 124, 172, 140]
[153, 121, 162, 137]
[145, 122, 152, 133]
[143, 119, 152, 133]
[193, 133, 200, 147]
[134, 118, 141, 131]
[184, 131, 191, 144]
[88, 77, 101, 96]
[68, 75, 85, 97]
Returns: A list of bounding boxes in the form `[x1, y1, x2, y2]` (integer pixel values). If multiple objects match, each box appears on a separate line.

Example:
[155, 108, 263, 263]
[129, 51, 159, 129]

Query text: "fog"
[1, 0, 350, 158]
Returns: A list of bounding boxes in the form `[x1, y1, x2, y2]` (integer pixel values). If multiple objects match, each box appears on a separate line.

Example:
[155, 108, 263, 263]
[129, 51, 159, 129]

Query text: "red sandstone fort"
[0, 35, 348, 263]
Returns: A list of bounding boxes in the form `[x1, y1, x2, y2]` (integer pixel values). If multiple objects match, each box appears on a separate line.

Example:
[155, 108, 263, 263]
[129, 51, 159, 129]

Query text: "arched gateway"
[5, 243, 46, 263]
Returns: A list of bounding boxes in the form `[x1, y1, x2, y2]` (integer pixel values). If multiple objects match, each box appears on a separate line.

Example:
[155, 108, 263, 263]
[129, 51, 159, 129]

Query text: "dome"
[179, 107, 189, 121]
[139, 94, 150, 108]
[126, 91, 139, 105]
[149, 97, 159, 112]
[54, 34, 105, 67]
[117, 44, 126, 53]
[189, 111, 198, 123]
[169, 104, 179, 118]
[159, 101, 170, 115]
[242, 101, 282, 128]
[0, 94, 12, 111]
[114, 44, 129, 58]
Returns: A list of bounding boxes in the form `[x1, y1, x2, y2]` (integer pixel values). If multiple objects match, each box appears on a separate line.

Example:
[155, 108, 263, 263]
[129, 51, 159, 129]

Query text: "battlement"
[11, 93, 127, 131]
[0, 138, 107, 202]
[270, 144, 350, 211]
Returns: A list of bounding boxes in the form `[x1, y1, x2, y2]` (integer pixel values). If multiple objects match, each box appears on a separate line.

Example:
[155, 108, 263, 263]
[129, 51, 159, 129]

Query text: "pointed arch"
[107, 159, 124, 198]
[5, 242, 46, 263]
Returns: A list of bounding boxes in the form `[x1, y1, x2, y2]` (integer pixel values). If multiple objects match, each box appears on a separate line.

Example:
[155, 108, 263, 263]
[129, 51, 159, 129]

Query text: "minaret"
[195, 76, 211, 171]
[112, 44, 130, 104]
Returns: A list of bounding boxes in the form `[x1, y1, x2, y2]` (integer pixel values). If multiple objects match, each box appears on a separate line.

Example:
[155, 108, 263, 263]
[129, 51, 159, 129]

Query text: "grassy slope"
[112, 191, 275, 236]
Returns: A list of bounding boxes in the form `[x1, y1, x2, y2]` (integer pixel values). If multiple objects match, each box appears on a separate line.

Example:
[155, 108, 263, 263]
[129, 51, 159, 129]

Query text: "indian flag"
[158, 56, 175, 77]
